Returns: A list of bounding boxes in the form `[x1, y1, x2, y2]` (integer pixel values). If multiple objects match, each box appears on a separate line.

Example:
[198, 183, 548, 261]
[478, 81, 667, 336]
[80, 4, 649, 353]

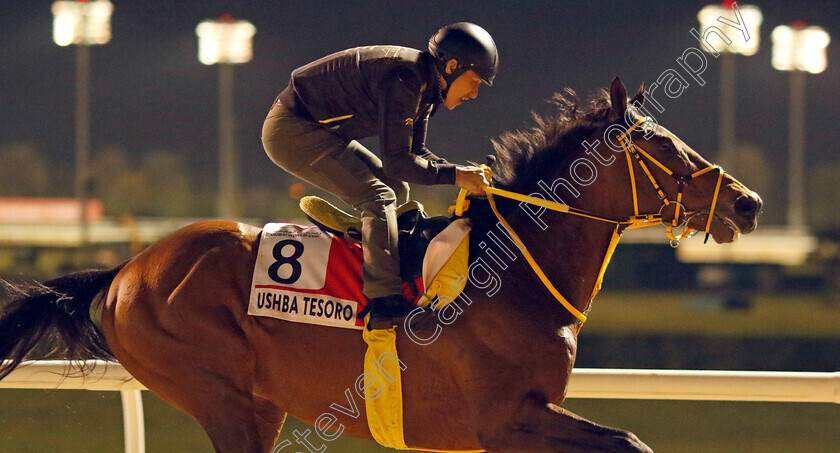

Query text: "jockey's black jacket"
[277, 46, 457, 186]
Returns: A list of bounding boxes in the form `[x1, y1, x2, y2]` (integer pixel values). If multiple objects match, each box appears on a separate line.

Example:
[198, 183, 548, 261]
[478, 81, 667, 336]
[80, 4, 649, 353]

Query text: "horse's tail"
[0, 263, 126, 380]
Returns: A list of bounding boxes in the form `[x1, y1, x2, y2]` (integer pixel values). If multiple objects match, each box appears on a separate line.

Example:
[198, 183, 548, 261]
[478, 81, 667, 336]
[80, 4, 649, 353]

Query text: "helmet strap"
[435, 59, 467, 99]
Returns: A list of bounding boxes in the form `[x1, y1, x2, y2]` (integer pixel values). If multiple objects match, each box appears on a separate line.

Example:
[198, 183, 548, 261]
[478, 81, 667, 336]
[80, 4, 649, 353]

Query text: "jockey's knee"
[354, 186, 398, 219]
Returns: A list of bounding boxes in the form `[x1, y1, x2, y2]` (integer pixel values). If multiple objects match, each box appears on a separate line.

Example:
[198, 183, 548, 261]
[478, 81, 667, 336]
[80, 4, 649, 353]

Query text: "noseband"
[453, 118, 728, 327]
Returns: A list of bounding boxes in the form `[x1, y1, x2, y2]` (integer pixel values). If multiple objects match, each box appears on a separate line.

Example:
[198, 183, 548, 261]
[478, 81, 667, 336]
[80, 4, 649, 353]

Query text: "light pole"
[51, 0, 113, 246]
[772, 23, 830, 229]
[697, 3, 762, 173]
[196, 15, 256, 219]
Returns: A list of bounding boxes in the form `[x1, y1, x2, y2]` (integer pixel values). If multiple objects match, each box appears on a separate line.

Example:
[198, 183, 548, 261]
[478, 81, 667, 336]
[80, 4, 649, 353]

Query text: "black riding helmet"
[428, 22, 498, 92]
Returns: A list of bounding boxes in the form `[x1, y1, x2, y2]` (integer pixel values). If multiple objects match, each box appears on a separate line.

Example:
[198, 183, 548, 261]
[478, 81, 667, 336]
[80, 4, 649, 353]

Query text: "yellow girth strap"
[362, 325, 408, 450]
[361, 315, 486, 452]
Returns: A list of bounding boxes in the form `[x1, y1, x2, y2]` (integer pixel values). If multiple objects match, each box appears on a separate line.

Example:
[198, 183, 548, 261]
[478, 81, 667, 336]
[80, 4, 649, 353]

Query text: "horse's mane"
[491, 88, 624, 192]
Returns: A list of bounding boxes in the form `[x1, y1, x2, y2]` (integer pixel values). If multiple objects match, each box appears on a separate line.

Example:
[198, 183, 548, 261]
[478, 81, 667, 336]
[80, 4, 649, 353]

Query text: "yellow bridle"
[617, 119, 726, 244]
[453, 118, 727, 326]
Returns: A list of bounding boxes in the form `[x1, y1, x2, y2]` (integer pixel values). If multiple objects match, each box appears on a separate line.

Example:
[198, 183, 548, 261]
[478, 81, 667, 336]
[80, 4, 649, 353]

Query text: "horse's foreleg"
[540, 402, 652, 453]
[477, 393, 652, 453]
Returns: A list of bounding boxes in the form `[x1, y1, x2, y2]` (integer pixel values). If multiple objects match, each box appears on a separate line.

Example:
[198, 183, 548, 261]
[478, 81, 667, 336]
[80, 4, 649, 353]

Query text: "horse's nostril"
[734, 195, 759, 218]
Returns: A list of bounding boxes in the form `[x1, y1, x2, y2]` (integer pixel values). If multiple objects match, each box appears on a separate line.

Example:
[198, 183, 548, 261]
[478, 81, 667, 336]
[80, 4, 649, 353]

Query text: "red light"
[791, 20, 807, 30]
[721, 0, 737, 10]
[220, 14, 234, 23]
[289, 183, 306, 199]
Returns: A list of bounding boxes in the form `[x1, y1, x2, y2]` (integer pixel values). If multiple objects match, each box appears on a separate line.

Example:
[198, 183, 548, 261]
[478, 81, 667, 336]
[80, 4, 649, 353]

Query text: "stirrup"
[300, 196, 362, 239]
[397, 200, 424, 217]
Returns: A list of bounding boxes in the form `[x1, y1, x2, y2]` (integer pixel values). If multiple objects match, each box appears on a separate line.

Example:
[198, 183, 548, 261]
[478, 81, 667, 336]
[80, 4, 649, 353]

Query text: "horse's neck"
[500, 142, 636, 323]
[503, 199, 617, 321]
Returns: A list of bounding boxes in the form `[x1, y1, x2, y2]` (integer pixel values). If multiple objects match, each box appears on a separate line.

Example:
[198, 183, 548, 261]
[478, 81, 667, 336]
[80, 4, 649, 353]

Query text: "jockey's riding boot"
[396, 201, 425, 232]
[364, 294, 415, 330]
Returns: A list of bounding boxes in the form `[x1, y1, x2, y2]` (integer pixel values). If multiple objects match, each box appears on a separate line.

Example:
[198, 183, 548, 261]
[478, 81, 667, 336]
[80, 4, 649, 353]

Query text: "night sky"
[2, 0, 838, 220]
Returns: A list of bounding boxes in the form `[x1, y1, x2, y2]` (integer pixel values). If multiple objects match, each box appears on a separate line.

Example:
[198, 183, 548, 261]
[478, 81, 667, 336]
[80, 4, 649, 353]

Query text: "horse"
[0, 77, 761, 453]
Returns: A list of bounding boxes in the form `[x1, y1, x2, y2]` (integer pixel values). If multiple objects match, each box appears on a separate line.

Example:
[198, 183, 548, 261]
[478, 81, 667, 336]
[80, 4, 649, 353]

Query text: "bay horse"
[0, 78, 761, 452]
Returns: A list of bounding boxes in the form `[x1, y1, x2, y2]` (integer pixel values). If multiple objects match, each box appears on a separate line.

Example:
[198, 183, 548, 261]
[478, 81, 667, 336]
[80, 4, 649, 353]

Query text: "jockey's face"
[444, 65, 482, 110]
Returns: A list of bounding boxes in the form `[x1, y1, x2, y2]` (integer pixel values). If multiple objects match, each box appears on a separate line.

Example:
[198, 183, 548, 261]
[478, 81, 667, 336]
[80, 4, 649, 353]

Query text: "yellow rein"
[453, 118, 727, 326]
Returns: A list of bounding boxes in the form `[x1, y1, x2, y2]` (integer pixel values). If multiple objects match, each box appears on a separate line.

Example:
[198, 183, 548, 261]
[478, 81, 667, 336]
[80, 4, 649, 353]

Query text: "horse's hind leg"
[103, 240, 283, 452]
[194, 391, 287, 452]
[191, 384, 269, 452]
[111, 340, 277, 452]
[110, 336, 281, 452]
[119, 361, 286, 452]
[254, 396, 288, 450]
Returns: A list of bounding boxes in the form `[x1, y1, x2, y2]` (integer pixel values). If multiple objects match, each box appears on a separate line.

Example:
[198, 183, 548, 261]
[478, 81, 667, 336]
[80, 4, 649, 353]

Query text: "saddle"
[299, 196, 452, 301]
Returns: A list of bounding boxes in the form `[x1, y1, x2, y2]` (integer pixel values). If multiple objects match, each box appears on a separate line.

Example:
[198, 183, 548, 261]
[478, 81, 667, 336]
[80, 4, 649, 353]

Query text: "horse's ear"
[630, 82, 646, 107]
[609, 76, 628, 117]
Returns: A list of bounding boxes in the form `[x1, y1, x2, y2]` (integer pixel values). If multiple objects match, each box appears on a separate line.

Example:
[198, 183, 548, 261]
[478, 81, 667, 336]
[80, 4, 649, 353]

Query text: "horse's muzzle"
[732, 193, 762, 233]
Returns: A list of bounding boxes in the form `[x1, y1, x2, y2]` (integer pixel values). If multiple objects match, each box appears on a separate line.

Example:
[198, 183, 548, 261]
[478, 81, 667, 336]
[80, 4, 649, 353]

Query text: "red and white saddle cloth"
[248, 220, 472, 330]
[248, 223, 368, 329]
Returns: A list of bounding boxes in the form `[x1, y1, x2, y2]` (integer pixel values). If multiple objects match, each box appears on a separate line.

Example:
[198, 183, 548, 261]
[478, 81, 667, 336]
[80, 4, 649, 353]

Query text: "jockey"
[262, 22, 496, 330]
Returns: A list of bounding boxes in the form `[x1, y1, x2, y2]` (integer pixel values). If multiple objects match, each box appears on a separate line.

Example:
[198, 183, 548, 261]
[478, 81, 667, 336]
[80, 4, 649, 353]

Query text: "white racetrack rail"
[2, 360, 838, 453]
